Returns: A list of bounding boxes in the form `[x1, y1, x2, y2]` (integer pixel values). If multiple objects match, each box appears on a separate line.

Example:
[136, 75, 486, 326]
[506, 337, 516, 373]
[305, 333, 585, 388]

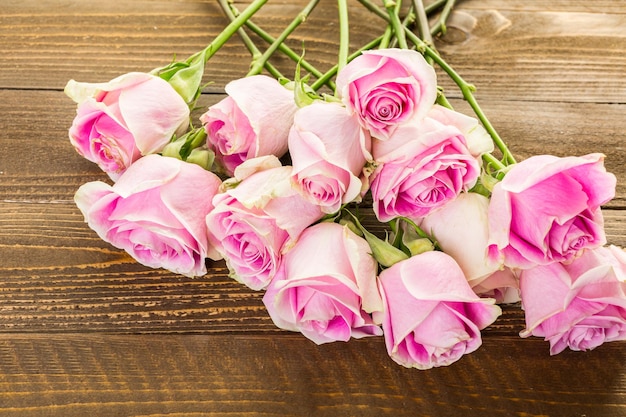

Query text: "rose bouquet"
[64, 0, 626, 369]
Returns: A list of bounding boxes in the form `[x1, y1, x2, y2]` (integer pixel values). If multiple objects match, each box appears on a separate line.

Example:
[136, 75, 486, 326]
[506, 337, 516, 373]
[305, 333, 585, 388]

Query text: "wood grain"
[2, 1, 626, 104]
[1, 0, 626, 415]
[437, 8, 626, 104]
[0, 334, 622, 417]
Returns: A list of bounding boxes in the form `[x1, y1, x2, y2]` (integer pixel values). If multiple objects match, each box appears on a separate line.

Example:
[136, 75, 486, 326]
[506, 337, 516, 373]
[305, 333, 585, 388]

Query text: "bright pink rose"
[74, 154, 221, 277]
[206, 157, 324, 290]
[65, 72, 190, 180]
[420, 192, 520, 302]
[289, 101, 371, 213]
[519, 245, 626, 355]
[376, 251, 501, 369]
[336, 48, 437, 140]
[263, 222, 383, 344]
[370, 116, 482, 222]
[487, 153, 616, 269]
[200, 75, 298, 176]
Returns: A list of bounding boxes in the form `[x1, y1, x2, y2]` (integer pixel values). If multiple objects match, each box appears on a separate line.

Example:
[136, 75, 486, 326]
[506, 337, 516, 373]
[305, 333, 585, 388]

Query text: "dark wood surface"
[1, 1, 625, 416]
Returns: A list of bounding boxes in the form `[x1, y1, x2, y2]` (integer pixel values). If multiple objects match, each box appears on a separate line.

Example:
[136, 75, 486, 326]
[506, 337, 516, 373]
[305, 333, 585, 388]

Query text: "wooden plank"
[437, 8, 626, 104]
[0, 0, 346, 91]
[447, 1, 626, 12]
[1, 1, 625, 106]
[0, 334, 622, 417]
[0, 0, 625, 415]
[0, 1, 624, 415]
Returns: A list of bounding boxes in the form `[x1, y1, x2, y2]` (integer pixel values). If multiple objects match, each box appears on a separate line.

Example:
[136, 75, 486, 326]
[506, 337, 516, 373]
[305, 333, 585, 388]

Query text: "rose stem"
[151, 0, 268, 102]
[483, 153, 508, 177]
[379, 25, 394, 49]
[247, 0, 320, 76]
[388, 7, 417, 49]
[337, 0, 350, 74]
[425, 0, 448, 14]
[384, 0, 408, 49]
[359, 0, 446, 18]
[430, 0, 456, 37]
[227, 1, 335, 90]
[217, 0, 283, 80]
[413, 0, 433, 47]
[310, 36, 383, 92]
[196, 0, 268, 66]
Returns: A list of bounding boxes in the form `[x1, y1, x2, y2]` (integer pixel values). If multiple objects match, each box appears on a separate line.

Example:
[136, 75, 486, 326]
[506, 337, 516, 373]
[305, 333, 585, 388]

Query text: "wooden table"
[1, 1, 625, 416]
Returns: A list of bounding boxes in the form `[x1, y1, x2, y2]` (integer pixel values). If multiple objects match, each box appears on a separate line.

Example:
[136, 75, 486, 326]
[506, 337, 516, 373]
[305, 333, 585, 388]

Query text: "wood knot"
[439, 9, 512, 45]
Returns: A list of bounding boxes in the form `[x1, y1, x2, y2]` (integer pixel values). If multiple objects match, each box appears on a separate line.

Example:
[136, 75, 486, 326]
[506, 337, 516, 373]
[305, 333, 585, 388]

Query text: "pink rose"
[65, 72, 190, 180]
[336, 48, 437, 140]
[519, 245, 626, 354]
[206, 157, 324, 290]
[263, 222, 383, 344]
[200, 75, 298, 176]
[376, 251, 502, 369]
[74, 154, 221, 277]
[487, 153, 616, 269]
[416, 105, 494, 156]
[288, 101, 371, 213]
[370, 116, 483, 222]
[420, 192, 520, 302]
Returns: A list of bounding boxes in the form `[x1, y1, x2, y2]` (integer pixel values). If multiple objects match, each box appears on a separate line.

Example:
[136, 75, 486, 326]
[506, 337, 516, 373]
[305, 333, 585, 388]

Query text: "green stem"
[337, 0, 350, 74]
[389, 7, 416, 49]
[425, 0, 448, 14]
[413, 0, 433, 46]
[430, 0, 456, 37]
[379, 24, 394, 49]
[227, 2, 335, 90]
[247, 0, 320, 76]
[357, 0, 388, 22]
[435, 88, 453, 109]
[482, 153, 507, 179]
[217, 0, 283, 80]
[310, 36, 383, 91]
[199, 0, 269, 65]
[357, 0, 447, 39]
[384, 0, 408, 49]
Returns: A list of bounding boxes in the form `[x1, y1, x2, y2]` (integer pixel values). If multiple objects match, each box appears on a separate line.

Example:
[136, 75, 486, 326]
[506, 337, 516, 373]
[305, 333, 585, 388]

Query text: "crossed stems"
[217, 0, 515, 171]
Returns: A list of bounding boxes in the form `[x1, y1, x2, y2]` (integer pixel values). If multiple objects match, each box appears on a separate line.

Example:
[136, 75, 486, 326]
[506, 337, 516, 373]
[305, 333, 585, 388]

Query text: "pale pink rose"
[206, 159, 324, 290]
[370, 117, 482, 222]
[419, 192, 520, 302]
[376, 251, 501, 369]
[470, 269, 520, 304]
[418, 105, 494, 156]
[519, 245, 626, 355]
[74, 154, 221, 277]
[487, 153, 616, 269]
[336, 48, 437, 140]
[65, 72, 190, 180]
[200, 75, 298, 175]
[289, 101, 371, 213]
[263, 222, 383, 344]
